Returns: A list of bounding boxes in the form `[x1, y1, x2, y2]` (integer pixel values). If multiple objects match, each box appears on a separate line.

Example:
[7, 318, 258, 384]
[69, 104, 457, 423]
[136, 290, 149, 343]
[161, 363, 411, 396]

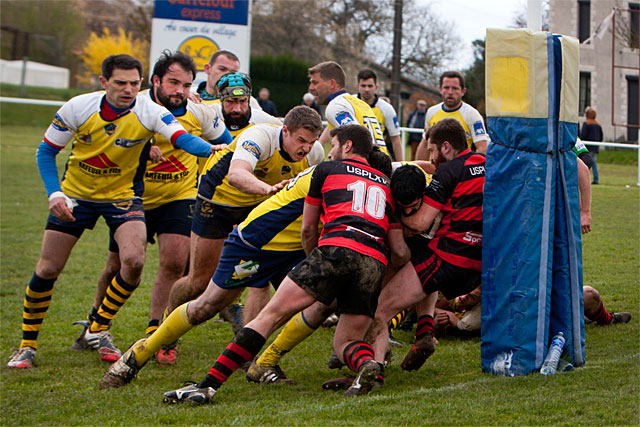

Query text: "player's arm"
[36, 141, 75, 222]
[387, 227, 410, 267]
[474, 139, 488, 154]
[415, 137, 429, 160]
[577, 156, 591, 234]
[410, 160, 435, 175]
[228, 159, 287, 196]
[318, 126, 331, 145]
[301, 201, 321, 255]
[390, 135, 404, 161]
[401, 203, 441, 236]
[196, 102, 233, 151]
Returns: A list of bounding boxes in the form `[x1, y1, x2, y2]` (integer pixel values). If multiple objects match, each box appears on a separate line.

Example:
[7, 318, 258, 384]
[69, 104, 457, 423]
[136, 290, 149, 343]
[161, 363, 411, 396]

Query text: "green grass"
[598, 149, 638, 165]
[1, 124, 639, 425]
[0, 83, 88, 102]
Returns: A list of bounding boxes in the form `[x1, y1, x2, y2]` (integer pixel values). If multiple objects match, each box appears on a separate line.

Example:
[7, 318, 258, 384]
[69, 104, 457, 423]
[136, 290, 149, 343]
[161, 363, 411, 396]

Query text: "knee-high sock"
[20, 273, 56, 349]
[415, 314, 434, 340]
[343, 340, 375, 374]
[256, 311, 316, 367]
[145, 319, 160, 336]
[89, 272, 137, 333]
[388, 310, 406, 335]
[199, 327, 266, 389]
[133, 303, 193, 365]
[587, 301, 613, 325]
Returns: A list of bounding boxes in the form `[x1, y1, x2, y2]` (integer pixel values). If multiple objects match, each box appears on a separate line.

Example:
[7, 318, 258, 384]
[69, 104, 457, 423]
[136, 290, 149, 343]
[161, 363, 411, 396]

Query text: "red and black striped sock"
[199, 327, 266, 389]
[588, 301, 612, 325]
[342, 340, 375, 374]
[415, 315, 434, 341]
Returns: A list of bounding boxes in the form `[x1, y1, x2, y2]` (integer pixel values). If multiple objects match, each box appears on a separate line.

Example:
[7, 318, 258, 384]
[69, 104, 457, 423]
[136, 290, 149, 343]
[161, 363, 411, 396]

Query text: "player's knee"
[35, 261, 63, 279]
[119, 252, 145, 277]
[187, 299, 218, 325]
[583, 285, 600, 311]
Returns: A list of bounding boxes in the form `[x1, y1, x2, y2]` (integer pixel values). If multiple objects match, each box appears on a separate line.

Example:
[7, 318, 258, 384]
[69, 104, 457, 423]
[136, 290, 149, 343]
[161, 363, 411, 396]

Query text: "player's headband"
[218, 72, 252, 99]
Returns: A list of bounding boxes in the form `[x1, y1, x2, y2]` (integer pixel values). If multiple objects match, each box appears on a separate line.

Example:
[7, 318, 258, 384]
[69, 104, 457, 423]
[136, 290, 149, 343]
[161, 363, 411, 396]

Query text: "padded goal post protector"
[481, 29, 585, 376]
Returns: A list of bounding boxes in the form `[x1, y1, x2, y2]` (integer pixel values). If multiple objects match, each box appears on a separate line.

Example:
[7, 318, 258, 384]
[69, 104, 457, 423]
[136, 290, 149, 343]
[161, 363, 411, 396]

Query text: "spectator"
[257, 87, 278, 116]
[580, 107, 603, 184]
[406, 100, 428, 160]
[302, 92, 322, 117]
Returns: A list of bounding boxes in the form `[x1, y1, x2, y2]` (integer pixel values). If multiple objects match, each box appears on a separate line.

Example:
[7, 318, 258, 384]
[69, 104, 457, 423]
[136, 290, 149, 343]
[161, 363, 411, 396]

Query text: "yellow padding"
[559, 35, 579, 124]
[490, 57, 530, 114]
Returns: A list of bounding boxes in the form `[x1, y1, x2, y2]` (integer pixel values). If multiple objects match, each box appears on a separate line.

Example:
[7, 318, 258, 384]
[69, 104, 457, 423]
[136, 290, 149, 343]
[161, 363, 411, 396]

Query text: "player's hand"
[48, 193, 75, 222]
[267, 179, 290, 196]
[581, 210, 591, 234]
[210, 143, 228, 152]
[149, 146, 166, 163]
[187, 91, 202, 104]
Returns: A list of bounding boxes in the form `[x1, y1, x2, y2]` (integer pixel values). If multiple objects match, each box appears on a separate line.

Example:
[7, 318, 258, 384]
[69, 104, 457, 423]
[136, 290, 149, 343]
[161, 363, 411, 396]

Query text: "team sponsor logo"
[104, 123, 117, 136]
[78, 134, 92, 144]
[241, 140, 261, 159]
[281, 165, 292, 174]
[469, 165, 485, 176]
[335, 111, 355, 126]
[146, 155, 190, 181]
[213, 116, 220, 128]
[393, 116, 399, 127]
[231, 260, 260, 280]
[462, 231, 482, 244]
[79, 154, 121, 176]
[161, 112, 179, 126]
[114, 137, 147, 148]
[51, 114, 70, 132]
[178, 35, 219, 71]
[473, 121, 485, 136]
[254, 168, 267, 178]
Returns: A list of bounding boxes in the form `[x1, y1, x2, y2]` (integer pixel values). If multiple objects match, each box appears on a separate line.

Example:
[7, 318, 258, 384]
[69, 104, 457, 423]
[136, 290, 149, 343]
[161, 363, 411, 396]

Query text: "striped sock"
[256, 311, 316, 367]
[146, 319, 160, 336]
[89, 273, 137, 333]
[388, 310, 406, 334]
[200, 327, 266, 389]
[88, 306, 99, 324]
[20, 273, 56, 349]
[588, 301, 613, 325]
[343, 341, 375, 374]
[415, 315, 435, 341]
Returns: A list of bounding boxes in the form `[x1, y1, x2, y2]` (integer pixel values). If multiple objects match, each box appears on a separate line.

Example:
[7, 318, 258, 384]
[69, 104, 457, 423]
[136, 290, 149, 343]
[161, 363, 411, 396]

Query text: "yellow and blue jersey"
[425, 102, 489, 149]
[142, 90, 227, 209]
[198, 124, 324, 207]
[43, 91, 186, 202]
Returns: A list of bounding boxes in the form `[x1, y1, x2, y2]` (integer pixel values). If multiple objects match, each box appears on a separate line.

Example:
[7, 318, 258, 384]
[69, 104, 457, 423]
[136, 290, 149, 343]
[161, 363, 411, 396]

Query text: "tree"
[463, 39, 486, 115]
[78, 28, 149, 86]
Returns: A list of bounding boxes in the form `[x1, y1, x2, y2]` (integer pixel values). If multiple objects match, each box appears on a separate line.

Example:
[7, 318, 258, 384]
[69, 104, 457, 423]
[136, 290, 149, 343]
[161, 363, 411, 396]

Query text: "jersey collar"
[99, 95, 134, 122]
[441, 102, 464, 113]
[149, 88, 187, 117]
[326, 89, 347, 104]
[197, 81, 218, 101]
[356, 93, 378, 107]
[457, 148, 472, 158]
[278, 128, 294, 162]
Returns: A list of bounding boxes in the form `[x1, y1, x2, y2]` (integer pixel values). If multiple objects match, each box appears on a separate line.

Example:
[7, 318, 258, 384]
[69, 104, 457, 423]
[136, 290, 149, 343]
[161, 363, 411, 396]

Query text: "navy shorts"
[407, 234, 480, 300]
[287, 246, 385, 318]
[108, 199, 194, 252]
[191, 197, 255, 239]
[213, 232, 305, 290]
[46, 198, 145, 238]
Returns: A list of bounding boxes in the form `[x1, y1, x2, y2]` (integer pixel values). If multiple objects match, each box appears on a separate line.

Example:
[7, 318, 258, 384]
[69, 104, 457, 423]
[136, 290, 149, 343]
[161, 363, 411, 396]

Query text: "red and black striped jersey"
[306, 157, 398, 265]
[423, 149, 485, 271]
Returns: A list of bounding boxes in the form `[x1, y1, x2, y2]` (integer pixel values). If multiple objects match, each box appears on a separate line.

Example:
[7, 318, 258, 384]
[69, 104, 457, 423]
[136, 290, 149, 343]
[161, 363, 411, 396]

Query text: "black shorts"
[407, 234, 480, 300]
[108, 199, 194, 252]
[191, 197, 256, 239]
[287, 246, 385, 318]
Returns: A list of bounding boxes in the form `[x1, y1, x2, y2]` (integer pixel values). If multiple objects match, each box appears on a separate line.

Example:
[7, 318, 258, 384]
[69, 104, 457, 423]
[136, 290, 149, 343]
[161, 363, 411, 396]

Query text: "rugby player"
[308, 61, 388, 156]
[159, 124, 408, 403]
[7, 54, 217, 369]
[72, 51, 233, 365]
[368, 118, 485, 373]
[99, 131, 391, 390]
[416, 71, 489, 157]
[165, 104, 324, 333]
[355, 68, 403, 161]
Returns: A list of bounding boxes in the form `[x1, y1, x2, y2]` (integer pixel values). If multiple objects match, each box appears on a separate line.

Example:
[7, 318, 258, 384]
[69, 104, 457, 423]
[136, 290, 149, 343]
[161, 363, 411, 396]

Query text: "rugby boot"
[401, 331, 435, 371]
[162, 382, 216, 405]
[219, 303, 244, 335]
[343, 360, 381, 397]
[99, 339, 147, 389]
[611, 312, 632, 324]
[7, 347, 36, 369]
[71, 320, 91, 351]
[246, 361, 295, 385]
[155, 341, 178, 366]
[84, 329, 121, 363]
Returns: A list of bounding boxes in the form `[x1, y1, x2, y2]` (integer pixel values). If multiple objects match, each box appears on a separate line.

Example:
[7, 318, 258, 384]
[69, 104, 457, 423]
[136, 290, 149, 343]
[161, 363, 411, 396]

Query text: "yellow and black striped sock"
[146, 319, 160, 336]
[20, 273, 56, 349]
[388, 310, 406, 335]
[89, 272, 137, 333]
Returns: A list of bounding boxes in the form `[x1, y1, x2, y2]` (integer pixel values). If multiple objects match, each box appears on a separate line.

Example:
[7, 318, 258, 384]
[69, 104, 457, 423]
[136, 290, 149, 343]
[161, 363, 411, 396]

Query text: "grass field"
[0, 121, 638, 425]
